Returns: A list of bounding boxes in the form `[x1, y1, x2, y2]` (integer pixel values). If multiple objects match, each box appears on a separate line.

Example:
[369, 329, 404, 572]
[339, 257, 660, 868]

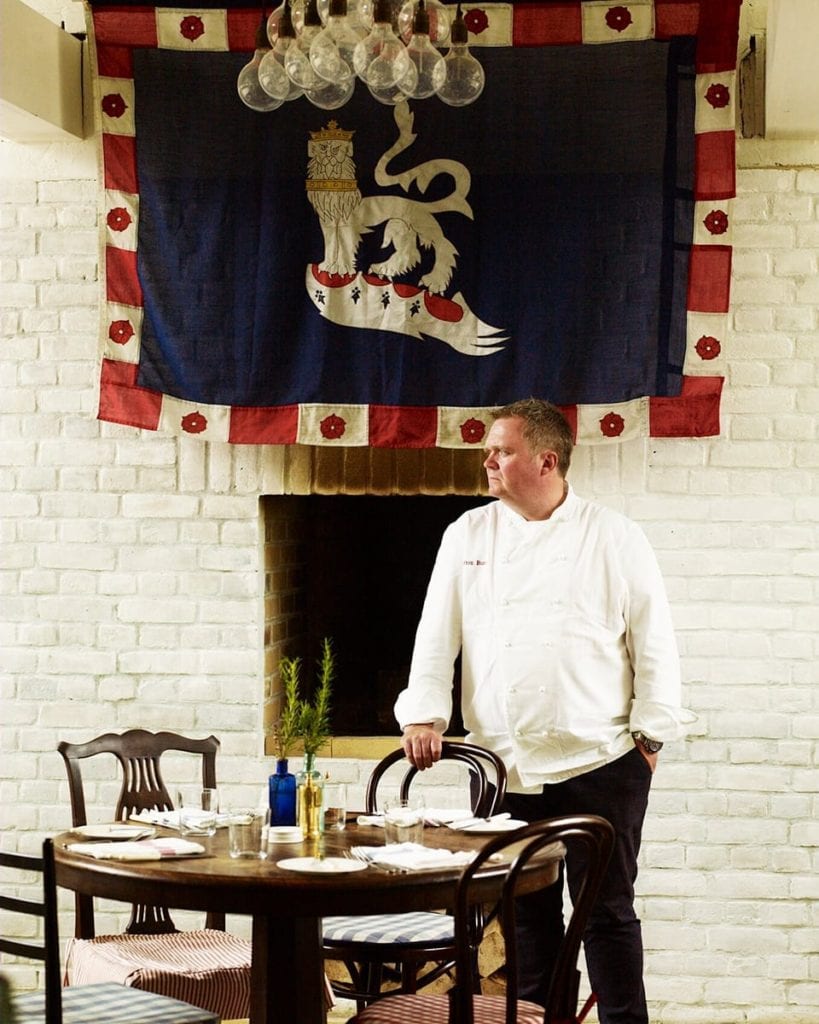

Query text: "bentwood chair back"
[56, 729, 251, 1019]
[322, 741, 507, 1008]
[348, 814, 616, 1024]
[0, 840, 219, 1024]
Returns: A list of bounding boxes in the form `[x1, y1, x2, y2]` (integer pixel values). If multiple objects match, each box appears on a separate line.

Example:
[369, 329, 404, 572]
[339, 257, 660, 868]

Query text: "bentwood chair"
[0, 840, 219, 1024]
[323, 742, 507, 1008]
[56, 729, 251, 1019]
[346, 814, 616, 1024]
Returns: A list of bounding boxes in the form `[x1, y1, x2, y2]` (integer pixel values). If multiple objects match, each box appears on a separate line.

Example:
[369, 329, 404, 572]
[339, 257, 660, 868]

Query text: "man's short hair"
[490, 398, 574, 476]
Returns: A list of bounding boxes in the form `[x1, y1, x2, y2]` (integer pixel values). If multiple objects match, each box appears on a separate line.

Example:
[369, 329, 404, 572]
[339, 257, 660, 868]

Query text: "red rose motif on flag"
[101, 93, 127, 119]
[464, 8, 489, 34]
[703, 209, 729, 235]
[179, 15, 205, 41]
[695, 335, 721, 360]
[181, 411, 207, 434]
[705, 83, 730, 109]
[108, 320, 134, 345]
[605, 6, 633, 32]
[320, 414, 346, 439]
[460, 418, 486, 444]
[107, 207, 131, 232]
[600, 412, 625, 437]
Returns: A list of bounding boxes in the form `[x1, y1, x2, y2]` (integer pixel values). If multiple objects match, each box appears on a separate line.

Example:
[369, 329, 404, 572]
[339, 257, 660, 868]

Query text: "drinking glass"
[176, 787, 220, 836]
[323, 783, 347, 830]
[228, 807, 267, 858]
[383, 795, 424, 845]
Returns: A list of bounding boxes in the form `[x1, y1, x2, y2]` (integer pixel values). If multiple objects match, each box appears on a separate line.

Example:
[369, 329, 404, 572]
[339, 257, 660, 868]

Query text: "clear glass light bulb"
[436, 5, 484, 107]
[305, 74, 356, 108]
[348, 0, 374, 34]
[266, 2, 286, 45]
[259, 44, 302, 101]
[237, 49, 284, 111]
[319, 0, 371, 29]
[398, 0, 449, 45]
[353, 1, 410, 88]
[404, 33, 445, 98]
[284, 24, 325, 89]
[264, 2, 305, 100]
[403, 1, 445, 99]
[367, 58, 417, 104]
[310, 2, 364, 85]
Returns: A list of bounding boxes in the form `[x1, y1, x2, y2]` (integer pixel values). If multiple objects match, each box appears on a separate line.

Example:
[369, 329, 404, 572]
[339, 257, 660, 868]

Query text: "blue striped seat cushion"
[323, 912, 454, 947]
[13, 981, 218, 1024]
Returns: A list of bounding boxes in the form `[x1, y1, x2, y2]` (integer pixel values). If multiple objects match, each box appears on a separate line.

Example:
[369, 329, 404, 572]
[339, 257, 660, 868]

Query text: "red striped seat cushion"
[350, 992, 546, 1024]
[66, 929, 251, 1021]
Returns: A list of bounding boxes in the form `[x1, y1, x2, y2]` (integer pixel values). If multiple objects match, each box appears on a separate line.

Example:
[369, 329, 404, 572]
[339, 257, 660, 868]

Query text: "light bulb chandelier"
[237, 0, 485, 112]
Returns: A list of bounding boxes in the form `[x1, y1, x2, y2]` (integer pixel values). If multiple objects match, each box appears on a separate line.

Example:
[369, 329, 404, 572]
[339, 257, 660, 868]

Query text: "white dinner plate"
[71, 824, 157, 840]
[459, 818, 528, 834]
[277, 856, 368, 874]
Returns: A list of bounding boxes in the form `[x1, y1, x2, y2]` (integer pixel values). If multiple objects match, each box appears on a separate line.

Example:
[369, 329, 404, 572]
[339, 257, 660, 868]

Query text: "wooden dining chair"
[322, 741, 507, 1008]
[345, 814, 616, 1024]
[56, 729, 251, 1020]
[0, 840, 219, 1024]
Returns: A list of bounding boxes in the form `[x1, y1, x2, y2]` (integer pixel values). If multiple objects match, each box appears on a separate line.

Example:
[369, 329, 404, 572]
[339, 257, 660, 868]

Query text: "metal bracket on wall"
[739, 34, 765, 140]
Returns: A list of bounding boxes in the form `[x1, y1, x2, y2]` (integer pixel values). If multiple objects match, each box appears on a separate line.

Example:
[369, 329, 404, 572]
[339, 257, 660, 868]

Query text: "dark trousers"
[500, 747, 653, 1024]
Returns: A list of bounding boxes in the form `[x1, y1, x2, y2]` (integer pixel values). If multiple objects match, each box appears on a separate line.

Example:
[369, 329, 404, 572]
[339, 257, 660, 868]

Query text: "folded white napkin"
[447, 812, 512, 831]
[129, 809, 180, 829]
[422, 807, 474, 826]
[356, 814, 385, 827]
[129, 809, 230, 830]
[67, 838, 205, 860]
[356, 808, 474, 828]
[352, 842, 477, 872]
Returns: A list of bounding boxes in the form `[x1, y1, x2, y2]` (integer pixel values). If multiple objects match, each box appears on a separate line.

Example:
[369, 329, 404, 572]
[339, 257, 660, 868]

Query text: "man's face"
[482, 417, 545, 506]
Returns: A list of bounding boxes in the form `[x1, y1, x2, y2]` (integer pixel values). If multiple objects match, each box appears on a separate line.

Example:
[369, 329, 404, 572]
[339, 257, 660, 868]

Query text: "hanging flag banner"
[89, 0, 740, 447]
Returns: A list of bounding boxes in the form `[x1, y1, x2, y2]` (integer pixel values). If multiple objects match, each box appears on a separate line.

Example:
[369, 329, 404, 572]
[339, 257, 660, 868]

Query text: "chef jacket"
[394, 487, 694, 792]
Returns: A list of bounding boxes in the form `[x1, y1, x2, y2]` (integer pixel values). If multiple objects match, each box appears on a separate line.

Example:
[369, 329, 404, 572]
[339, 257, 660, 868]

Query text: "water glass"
[176, 786, 220, 836]
[383, 795, 424, 845]
[323, 783, 347, 831]
[228, 808, 267, 858]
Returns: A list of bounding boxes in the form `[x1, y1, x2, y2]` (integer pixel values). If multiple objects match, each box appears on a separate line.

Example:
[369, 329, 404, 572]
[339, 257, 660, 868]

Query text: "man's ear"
[540, 450, 559, 474]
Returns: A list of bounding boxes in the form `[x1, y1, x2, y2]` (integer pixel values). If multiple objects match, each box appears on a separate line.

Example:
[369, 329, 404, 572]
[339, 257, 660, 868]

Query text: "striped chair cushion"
[323, 912, 454, 948]
[349, 992, 546, 1024]
[65, 929, 251, 1021]
[13, 981, 218, 1024]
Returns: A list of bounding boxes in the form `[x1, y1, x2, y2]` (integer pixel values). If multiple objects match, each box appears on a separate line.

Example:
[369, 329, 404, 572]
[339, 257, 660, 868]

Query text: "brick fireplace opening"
[262, 446, 489, 757]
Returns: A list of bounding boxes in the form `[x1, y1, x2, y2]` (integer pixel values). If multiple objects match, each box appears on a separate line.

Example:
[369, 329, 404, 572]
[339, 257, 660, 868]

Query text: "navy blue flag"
[92, 1, 738, 447]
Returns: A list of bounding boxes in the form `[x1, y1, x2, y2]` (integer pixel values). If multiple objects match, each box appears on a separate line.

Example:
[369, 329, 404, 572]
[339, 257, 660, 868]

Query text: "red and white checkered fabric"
[349, 991, 546, 1024]
[66, 929, 251, 1020]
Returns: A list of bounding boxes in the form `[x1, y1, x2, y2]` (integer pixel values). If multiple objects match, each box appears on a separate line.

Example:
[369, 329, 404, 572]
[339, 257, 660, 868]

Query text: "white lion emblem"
[304, 103, 508, 356]
[306, 103, 472, 295]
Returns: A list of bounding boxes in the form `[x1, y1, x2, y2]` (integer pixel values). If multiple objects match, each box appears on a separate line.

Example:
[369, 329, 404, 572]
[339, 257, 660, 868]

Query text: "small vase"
[296, 752, 324, 839]
[269, 758, 297, 826]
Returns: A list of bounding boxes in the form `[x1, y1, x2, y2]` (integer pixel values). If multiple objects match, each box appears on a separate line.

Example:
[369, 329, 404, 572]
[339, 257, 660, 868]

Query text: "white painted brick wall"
[1, 1, 817, 1020]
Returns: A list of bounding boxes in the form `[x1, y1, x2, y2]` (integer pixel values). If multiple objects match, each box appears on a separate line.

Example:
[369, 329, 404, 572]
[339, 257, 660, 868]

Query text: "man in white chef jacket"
[395, 398, 693, 1024]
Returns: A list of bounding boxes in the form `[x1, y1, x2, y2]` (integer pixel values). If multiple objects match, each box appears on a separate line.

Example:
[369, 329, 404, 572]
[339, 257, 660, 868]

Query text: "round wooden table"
[54, 823, 562, 1024]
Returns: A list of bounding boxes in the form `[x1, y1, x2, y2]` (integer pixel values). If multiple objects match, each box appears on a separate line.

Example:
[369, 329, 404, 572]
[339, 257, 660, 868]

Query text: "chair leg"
[400, 961, 418, 994]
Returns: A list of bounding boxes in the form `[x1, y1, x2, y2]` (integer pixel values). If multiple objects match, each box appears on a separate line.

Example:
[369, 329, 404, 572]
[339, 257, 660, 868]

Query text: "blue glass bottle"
[269, 758, 297, 825]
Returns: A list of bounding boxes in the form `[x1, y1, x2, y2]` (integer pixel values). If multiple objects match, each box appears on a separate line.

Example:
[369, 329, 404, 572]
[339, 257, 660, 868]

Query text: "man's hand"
[635, 745, 659, 774]
[401, 724, 443, 770]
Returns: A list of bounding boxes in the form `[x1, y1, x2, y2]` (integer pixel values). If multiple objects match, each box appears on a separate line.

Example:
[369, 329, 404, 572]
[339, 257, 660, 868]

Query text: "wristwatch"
[632, 731, 663, 754]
